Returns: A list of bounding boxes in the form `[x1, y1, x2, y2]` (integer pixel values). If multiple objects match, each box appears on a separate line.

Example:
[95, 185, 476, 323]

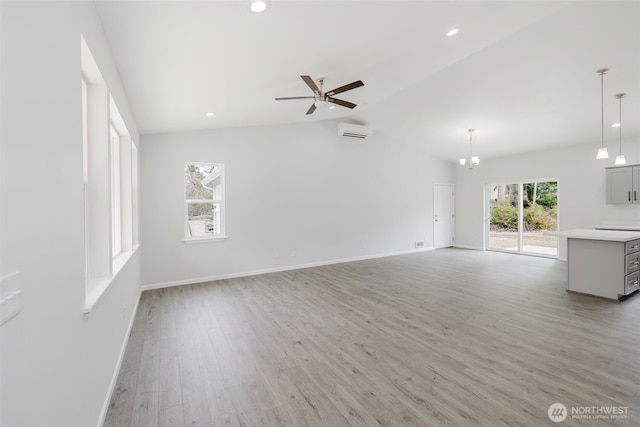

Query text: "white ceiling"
[95, 0, 640, 163]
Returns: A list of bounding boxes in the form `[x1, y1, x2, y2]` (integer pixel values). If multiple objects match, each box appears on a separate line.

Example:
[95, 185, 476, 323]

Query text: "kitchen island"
[553, 229, 640, 300]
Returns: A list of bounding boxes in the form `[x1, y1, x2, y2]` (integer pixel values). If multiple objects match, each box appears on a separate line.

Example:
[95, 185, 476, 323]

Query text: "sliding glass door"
[521, 181, 558, 256]
[486, 180, 558, 258]
[488, 183, 520, 252]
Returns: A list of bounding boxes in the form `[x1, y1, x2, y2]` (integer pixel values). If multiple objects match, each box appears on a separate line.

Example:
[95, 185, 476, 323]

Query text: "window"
[184, 163, 225, 240]
[82, 77, 89, 278]
[81, 35, 139, 312]
[110, 124, 122, 257]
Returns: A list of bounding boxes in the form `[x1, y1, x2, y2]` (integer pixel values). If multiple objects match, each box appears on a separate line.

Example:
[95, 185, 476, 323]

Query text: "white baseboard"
[142, 247, 433, 291]
[452, 244, 483, 250]
[453, 244, 566, 261]
[96, 287, 143, 427]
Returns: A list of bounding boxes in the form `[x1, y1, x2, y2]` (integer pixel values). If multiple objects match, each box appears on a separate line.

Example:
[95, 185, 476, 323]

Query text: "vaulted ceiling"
[95, 0, 640, 162]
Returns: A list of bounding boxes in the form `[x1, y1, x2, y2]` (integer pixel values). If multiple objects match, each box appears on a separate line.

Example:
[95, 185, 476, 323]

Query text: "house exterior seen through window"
[184, 163, 225, 240]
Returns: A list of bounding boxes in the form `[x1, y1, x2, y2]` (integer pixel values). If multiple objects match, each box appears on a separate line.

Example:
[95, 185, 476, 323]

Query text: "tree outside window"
[185, 163, 225, 239]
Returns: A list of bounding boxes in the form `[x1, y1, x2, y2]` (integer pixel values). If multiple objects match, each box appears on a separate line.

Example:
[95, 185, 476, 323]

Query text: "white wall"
[141, 122, 454, 287]
[0, 2, 141, 426]
[454, 140, 640, 258]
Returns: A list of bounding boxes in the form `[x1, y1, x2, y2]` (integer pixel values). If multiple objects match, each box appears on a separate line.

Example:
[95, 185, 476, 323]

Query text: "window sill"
[182, 235, 228, 244]
[83, 248, 137, 315]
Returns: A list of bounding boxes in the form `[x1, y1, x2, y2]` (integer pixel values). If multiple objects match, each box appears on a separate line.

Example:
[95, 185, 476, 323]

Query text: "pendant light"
[459, 128, 479, 170]
[250, 0, 270, 13]
[596, 68, 609, 159]
[614, 93, 626, 165]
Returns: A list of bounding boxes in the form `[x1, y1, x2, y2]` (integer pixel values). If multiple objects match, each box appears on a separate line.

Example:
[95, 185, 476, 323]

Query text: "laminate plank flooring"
[104, 249, 640, 426]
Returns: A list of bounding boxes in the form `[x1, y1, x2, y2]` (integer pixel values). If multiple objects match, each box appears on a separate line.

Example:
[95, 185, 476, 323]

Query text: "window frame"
[81, 34, 140, 313]
[110, 123, 122, 257]
[184, 162, 227, 242]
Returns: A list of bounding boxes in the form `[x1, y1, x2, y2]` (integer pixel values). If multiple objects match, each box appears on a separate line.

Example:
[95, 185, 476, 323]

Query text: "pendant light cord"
[601, 72, 604, 149]
[618, 94, 622, 154]
[614, 92, 626, 165]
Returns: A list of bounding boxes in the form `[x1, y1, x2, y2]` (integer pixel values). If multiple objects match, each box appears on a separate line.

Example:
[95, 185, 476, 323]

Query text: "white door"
[434, 184, 455, 248]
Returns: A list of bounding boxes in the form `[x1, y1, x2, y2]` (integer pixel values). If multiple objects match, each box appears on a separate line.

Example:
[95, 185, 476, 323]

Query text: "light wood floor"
[104, 249, 640, 426]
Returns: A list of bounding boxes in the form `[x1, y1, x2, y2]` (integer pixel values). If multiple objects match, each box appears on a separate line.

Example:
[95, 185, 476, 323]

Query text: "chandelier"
[459, 128, 479, 170]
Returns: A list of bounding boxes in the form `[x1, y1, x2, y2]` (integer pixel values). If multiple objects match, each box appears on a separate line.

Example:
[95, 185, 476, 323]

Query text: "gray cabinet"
[606, 165, 640, 204]
[568, 237, 640, 299]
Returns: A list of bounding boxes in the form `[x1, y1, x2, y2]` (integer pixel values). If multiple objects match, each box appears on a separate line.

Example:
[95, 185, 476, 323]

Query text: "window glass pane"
[185, 162, 224, 240]
[187, 202, 219, 237]
[185, 164, 214, 200]
[522, 181, 558, 256]
[488, 184, 519, 252]
[111, 125, 121, 256]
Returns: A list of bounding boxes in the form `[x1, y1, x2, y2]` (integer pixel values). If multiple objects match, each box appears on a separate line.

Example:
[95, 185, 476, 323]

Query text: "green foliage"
[522, 205, 557, 231]
[522, 182, 558, 208]
[185, 163, 214, 200]
[537, 195, 557, 208]
[491, 181, 558, 231]
[490, 200, 518, 230]
[185, 163, 216, 218]
[490, 200, 557, 231]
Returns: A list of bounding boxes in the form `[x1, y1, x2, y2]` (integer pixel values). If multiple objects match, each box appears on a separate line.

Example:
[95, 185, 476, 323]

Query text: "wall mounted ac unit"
[338, 122, 372, 139]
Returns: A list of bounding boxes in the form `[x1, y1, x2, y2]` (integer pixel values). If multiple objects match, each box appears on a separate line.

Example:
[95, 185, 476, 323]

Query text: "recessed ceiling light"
[205, 112, 215, 117]
[611, 123, 620, 128]
[250, 0, 270, 13]
[447, 28, 459, 37]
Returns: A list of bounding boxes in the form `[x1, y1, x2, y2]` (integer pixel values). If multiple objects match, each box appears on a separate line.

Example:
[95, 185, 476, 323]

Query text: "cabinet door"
[633, 166, 640, 204]
[606, 167, 633, 204]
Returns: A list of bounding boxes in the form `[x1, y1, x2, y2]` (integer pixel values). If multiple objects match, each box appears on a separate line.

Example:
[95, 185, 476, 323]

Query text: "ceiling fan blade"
[275, 96, 315, 100]
[305, 103, 317, 115]
[327, 97, 356, 109]
[326, 80, 364, 96]
[301, 75, 321, 95]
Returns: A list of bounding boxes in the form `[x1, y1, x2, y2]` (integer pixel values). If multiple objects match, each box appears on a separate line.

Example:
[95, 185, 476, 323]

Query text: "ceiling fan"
[275, 75, 364, 115]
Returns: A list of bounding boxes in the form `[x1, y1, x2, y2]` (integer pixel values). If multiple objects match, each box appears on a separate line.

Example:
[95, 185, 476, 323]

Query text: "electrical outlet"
[415, 241, 425, 248]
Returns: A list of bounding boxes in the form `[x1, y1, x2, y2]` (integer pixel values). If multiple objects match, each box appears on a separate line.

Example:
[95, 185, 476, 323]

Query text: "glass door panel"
[521, 181, 558, 257]
[488, 184, 520, 252]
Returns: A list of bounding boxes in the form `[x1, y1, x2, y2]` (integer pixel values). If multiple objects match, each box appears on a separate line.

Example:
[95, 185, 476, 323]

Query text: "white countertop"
[594, 225, 640, 231]
[550, 229, 640, 242]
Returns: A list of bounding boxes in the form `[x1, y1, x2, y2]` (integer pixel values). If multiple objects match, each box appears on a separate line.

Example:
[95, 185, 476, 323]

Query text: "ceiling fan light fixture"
[275, 75, 363, 115]
[250, 0, 270, 13]
[447, 28, 459, 36]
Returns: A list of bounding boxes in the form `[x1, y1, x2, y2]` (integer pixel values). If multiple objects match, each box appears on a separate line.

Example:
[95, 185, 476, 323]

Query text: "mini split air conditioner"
[338, 122, 372, 139]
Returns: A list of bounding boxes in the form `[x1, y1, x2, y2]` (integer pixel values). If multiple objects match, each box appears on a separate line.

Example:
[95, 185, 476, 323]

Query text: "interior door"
[434, 184, 455, 248]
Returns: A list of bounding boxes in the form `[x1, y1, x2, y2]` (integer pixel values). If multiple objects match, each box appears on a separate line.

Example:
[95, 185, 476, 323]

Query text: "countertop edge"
[547, 229, 640, 242]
